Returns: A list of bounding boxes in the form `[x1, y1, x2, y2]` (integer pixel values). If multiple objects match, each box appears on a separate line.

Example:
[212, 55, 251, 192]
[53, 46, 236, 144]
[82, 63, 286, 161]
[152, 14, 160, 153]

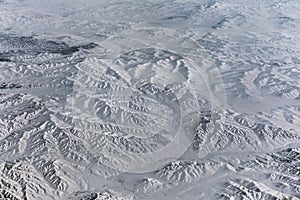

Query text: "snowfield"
[0, 0, 299, 199]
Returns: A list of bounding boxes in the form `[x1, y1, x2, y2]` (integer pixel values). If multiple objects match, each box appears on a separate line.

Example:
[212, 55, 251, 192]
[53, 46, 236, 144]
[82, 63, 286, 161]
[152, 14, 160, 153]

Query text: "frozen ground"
[0, 0, 299, 199]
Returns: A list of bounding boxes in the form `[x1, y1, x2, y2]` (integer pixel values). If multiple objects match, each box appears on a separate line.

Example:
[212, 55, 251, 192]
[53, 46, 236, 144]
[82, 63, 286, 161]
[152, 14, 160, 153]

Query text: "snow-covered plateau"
[0, 0, 299, 199]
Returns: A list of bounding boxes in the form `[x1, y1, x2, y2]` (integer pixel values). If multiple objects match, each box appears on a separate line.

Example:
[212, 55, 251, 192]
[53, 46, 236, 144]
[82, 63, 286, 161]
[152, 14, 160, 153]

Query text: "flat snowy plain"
[0, 0, 299, 199]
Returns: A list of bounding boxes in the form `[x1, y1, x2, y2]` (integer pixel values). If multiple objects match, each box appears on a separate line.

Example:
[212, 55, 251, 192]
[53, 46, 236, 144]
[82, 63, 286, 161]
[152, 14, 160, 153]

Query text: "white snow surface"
[0, 0, 299, 199]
